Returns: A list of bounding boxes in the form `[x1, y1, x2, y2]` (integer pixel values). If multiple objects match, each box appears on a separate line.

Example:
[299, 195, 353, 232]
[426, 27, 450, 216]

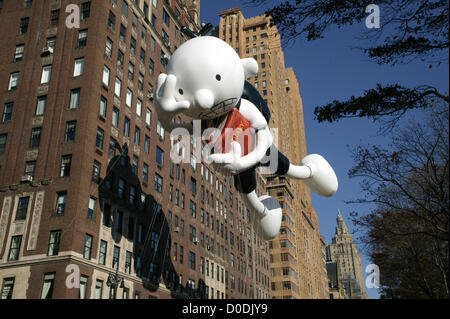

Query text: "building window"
[139, 48, 146, 65]
[1, 278, 14, 299]
[119, 24, 127, 43]
[29, 127, 42, 148]
[154, 173, 163, 193]
[14, 44, 24, 62]
[112, 246, 120, 269]
[99, 240, 107, 265]
[107, 139, 116, 160]
[160, 50, 168, 68]
[127, 63, 134, 80]
[2, 102, 13, 122]
[190, 178, 197, 196]
[117, 49, 124, 69]
[149, 59, 154, 75]
[105, 37, 113, 58]
[102, 65, 110, 86]
[79, 276, 88, 299]
[107, 11, 116, 30]
[19, 17, 29, 35]
[123, 117, 130, 136]
[136, 98, 142, 117]
[133, 127, 140, 146]
[49, 9, 60, 27]
[40, 65, 52, 84]
[69, 88, 81, 109]
[145, 108, 151, 126]
[96, 127, 104, 149]
[24, 160, 36, 178]
[189, 252, 196, 270]
[24, 0, 32, 8]
[179, 245, 184, 264]
[59, 155, 72, 177]
[121, 1, 128, 16]
[126, 88, 133, 107]
[64, 120, 76, 142]
[35, 96, 46, 116]
[77, 29, 88, 48]
[15, 197, 29, 221]
[40, 273, 55, 299]
[99, 95, 107, 117]
[46, 37, 56, 51]
[88, 197, 95, 219]
[142, 163, 149, 183]
[81, 1, 91, 20]
[8, 72, 19, 91]
[8, 235, 22, 261]
[143, 1, 149, 16]
[73, 58, 84, 77]
[130, 37, 136, 55]
[92, 160, 100, 182]
[125, 251, 132, 274]
[150, 36, 155, 53]
[55, 191, 67, 214]
[0, 134, 7, 155]
[156, 146, 164, 166]
[83, 234, 93, 259]
[157, 121, 164, 140]
[142, 135, 149, 154]
[111, 107, 119, 127]
[47, 230, 61, 256]
[163, 9, 170, 26]
[138, 73, 144, 91]
[114, 77, 121, 96]
[94, 280, 103, 299]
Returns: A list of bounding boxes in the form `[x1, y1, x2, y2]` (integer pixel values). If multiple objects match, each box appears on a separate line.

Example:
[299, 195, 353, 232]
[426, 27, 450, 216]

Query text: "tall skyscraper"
[325, 211, 368, 299]
[217, 7, 329, 299]
[0, 0, 271, 299]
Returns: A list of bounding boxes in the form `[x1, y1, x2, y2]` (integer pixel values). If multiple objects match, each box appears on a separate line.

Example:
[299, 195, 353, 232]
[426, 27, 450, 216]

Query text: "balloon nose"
[194, 89, 214, 110]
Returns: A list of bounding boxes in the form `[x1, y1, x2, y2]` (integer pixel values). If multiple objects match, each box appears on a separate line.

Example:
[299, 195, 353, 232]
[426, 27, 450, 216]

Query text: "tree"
[245, 0, 449, 127]
[348, 104, 449, 298]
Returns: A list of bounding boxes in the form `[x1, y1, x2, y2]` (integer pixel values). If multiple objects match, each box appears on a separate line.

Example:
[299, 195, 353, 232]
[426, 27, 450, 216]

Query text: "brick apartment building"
[217, 7, 329, 299]
[0, 0, 271, 299]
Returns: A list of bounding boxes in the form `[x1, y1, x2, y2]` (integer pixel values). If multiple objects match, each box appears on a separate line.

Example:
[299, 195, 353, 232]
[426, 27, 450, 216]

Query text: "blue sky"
[200, 1, 449, 299]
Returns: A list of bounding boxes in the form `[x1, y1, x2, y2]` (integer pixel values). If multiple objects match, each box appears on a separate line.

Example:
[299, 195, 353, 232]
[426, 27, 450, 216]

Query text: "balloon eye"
[216, 74, 222, 81]
[178, 89, 184, 95]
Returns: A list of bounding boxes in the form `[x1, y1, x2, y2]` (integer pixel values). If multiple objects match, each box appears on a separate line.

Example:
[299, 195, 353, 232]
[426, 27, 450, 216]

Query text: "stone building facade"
[325, 211, 368, 299]
[0, 0, 271, 299]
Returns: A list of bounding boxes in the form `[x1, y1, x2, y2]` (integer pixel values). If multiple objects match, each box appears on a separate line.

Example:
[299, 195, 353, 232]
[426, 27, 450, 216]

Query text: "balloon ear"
[241, 58, 259, 78]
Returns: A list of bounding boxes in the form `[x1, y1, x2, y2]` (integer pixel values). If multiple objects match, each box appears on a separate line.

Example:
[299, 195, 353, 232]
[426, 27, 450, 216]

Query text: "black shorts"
[234, 145, 290, 194]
